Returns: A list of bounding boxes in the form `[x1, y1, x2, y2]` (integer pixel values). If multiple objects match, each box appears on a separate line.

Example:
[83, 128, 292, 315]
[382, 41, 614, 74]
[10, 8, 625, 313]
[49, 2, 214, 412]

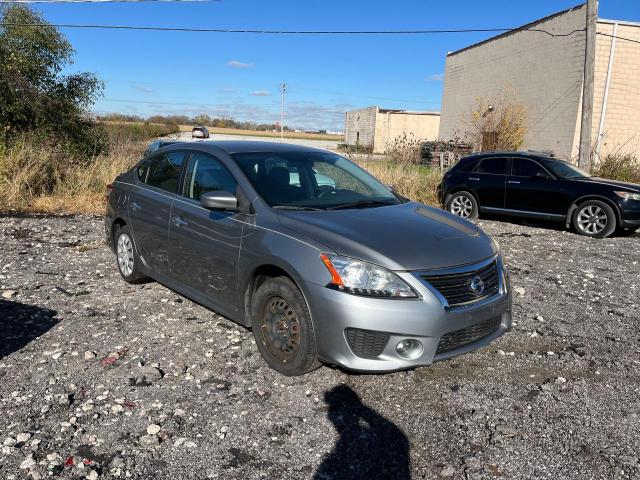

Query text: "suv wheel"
[251, 276, 321, 376]
[572, 200, 616, 238]
[446, 191, 478, 219]
[114, 225, 149, 283]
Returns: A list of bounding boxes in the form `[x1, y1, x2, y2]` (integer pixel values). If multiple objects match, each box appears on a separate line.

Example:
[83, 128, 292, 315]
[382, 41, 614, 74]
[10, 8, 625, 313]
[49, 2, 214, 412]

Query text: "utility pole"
[279, 83, 287, 141]
[579, 0, 598, 171]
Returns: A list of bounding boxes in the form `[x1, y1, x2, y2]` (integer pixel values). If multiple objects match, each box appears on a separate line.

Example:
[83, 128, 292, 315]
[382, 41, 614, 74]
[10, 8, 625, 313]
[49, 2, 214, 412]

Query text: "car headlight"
[320, 254, 417, 298]
[615, 191, 640, 201]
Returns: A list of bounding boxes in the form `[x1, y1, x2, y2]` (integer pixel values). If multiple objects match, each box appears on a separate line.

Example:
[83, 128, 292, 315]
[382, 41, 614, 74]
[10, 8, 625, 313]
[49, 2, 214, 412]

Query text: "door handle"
[468, 177, 480, 181]
[173, 216, 188, 227]
[507, 180, 521, 184]
[131, 201, 142, 212]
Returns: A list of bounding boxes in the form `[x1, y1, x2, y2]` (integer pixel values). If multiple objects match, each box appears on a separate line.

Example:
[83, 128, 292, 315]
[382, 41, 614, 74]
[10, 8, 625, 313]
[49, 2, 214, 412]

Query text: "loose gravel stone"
[0, 215, 638, 479]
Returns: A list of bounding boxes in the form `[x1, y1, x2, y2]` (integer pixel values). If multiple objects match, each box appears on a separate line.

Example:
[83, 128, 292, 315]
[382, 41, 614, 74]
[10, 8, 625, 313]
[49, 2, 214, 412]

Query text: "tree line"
[97, 113, 292, 132]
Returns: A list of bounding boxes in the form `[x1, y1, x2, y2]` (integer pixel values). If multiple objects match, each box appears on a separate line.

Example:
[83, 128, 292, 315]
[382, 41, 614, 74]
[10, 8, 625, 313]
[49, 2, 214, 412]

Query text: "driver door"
[505, 158, 569, 216]
[168, 151, 245, 314]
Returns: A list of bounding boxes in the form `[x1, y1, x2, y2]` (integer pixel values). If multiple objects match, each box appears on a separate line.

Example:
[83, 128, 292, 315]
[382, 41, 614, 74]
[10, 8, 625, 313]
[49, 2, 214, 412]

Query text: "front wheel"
[572, 200, 617, 238]
[446, 191, 478, 219]
[250, 276, 321, 376]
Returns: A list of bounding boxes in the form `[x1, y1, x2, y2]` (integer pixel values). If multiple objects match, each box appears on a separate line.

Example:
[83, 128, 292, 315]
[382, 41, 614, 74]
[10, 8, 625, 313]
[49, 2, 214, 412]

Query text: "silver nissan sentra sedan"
[105, 141, 512, 376]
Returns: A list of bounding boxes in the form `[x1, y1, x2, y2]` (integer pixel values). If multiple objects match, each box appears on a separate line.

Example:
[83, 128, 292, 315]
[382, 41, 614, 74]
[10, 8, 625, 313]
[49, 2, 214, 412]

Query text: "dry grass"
[1, 133, 441, 215]
[354, 159, 442, 207]
[0, 136, 143, 214]
[592, 153, 640, 184]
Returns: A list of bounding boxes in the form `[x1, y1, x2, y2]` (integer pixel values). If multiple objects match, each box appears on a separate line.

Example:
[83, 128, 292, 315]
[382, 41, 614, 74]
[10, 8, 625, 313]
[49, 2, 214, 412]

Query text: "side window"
[136, 161, 149, 182]
[477, 157, 509, 175]
[145, 152, 185, 193]
[454, 158, 479, 173]
[183, 152, 237, 200]
[512, 159, 551, 178]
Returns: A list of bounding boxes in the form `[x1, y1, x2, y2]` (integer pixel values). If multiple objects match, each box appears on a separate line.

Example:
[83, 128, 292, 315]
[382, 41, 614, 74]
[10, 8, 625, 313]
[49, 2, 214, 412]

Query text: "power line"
[0, 0, 217, 3]
[597, 31, 640, 45]
[0, 21, 586, 37]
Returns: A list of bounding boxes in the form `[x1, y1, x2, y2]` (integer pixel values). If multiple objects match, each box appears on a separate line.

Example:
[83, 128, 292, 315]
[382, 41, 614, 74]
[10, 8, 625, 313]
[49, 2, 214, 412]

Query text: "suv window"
[512, 158, 551, 178]
[144, 151, 186, 193]
[183, 152, 237, 200]
[453, 157, 479, 173]
[477, 157, 509, 175]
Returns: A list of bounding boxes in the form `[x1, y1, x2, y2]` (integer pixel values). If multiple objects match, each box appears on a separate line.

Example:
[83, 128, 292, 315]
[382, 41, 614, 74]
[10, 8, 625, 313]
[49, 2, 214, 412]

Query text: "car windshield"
[543, 159, 591, 179]
[233, 151, 402, 210]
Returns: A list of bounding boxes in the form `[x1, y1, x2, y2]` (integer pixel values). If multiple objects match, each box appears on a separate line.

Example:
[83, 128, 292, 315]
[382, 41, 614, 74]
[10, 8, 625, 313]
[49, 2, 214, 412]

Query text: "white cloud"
[226, 60, 254, 69]
[426, 73, 444, 82]
[250, 90, 271, 97]
[132, 85, 155, 94]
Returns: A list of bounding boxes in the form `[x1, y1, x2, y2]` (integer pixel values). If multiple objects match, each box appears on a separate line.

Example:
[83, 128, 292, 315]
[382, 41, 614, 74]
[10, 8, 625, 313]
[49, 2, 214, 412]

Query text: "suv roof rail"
[526, 150, 555, 157]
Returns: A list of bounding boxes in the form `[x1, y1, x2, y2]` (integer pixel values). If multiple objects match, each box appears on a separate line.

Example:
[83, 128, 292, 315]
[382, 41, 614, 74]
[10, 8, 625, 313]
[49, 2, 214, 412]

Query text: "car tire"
[445, 191, 479, 219]
[572, 200, 617, 239]
[250, 276, 321, 376]
[113, 225, 149, 284]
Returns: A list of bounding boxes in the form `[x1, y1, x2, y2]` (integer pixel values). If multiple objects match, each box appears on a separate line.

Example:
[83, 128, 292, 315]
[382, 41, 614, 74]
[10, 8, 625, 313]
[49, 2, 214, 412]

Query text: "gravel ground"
[0, 214, 639, 480]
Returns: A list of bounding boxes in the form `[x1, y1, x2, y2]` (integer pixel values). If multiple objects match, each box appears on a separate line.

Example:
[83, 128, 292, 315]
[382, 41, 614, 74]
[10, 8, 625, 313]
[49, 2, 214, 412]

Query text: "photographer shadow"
[314, 385, 410, 480]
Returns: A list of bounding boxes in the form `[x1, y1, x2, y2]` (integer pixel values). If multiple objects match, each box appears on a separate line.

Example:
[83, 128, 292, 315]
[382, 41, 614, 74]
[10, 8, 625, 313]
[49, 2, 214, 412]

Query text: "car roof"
[161, 140, 330, 156]
[465, 151, 560, 161]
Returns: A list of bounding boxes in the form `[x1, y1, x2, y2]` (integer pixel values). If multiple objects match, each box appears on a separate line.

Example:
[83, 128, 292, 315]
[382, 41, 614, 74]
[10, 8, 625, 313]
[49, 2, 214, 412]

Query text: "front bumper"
[620, 199, 640, 227]
[304, 259, 512, 372]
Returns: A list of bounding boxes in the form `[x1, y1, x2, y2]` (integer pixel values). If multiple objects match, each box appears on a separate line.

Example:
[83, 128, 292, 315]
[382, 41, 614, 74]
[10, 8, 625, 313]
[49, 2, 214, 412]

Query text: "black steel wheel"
[251, 276, 320, 376]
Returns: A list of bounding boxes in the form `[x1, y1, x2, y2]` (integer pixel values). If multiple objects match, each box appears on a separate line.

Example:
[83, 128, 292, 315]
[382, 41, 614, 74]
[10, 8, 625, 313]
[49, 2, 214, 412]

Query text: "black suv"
[439, 151, 640, 238]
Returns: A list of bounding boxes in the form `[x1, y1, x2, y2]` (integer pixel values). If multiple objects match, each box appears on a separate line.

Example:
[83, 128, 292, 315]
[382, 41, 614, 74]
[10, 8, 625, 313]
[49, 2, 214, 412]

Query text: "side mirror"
[200, 190, 238, 210]
[535, 172, 551, 180]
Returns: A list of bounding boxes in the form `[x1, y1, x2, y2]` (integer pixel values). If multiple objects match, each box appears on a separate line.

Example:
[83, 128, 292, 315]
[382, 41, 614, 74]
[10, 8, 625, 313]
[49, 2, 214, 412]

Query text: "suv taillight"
[105, 183, 113, 201]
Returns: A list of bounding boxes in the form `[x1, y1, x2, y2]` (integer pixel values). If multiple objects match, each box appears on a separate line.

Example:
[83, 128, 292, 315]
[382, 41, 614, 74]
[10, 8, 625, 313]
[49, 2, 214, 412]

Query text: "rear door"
[505, 158, 568, 216]
[128, 151, 186, 277]
[471, 157, 510, 209]
[169, 151, 245, 313]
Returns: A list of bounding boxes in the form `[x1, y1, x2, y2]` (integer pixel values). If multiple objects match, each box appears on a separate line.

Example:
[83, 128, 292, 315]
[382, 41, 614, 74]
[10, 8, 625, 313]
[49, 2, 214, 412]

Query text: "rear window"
[477, 157, 509, 175]
[143, 151, 186, 193]
[452, 157, 479, 173]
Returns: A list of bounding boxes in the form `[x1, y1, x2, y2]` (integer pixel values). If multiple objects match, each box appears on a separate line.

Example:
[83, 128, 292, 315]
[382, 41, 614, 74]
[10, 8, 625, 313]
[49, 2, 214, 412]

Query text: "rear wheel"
[572, 200, 616, 238]
[114, 225, 149, 283]
[446, 191, 478, 219]
[251, 276, 321, 376]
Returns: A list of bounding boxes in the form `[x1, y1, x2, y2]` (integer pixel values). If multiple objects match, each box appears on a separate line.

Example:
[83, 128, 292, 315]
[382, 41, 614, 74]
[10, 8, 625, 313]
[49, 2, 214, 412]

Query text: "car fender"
[566, 194, 622, 228]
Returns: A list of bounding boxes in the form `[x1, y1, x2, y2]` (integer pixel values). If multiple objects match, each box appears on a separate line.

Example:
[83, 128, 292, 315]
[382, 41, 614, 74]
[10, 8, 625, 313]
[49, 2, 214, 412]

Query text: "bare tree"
[462, 93, 528, 152]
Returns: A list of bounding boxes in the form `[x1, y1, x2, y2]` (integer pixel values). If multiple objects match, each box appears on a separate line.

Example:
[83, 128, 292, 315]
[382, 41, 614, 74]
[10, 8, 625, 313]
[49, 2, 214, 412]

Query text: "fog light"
[395, 339, 423, 359]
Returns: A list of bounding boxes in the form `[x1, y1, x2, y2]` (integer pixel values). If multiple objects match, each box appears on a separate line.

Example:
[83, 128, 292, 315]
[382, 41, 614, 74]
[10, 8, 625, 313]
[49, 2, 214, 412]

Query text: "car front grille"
[345, 328, 390, 359]
[436, 317, 502, 355]
[419, 260, 500, 307]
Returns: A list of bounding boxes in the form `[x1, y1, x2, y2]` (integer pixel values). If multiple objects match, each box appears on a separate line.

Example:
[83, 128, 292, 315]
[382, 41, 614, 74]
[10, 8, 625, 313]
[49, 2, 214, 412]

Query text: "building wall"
[373, 113, 440, 153]
[592, 21, 640, 158]
[344, 107, 378, 148]
[439, 5, 587, 159]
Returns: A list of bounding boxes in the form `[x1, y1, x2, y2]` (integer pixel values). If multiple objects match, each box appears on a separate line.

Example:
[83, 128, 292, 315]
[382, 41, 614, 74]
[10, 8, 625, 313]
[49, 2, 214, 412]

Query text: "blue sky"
[29, 0, 640, 130]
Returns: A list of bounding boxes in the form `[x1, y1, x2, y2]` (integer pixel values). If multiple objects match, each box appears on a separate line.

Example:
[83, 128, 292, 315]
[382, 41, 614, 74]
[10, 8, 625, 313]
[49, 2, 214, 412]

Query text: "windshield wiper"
[325, 200, 397, 210]
[272, 205, 324, 211]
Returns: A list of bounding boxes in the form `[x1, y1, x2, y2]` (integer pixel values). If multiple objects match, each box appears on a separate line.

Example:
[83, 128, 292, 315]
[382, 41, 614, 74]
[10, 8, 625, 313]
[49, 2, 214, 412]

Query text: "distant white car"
[191, 126, 210, 139]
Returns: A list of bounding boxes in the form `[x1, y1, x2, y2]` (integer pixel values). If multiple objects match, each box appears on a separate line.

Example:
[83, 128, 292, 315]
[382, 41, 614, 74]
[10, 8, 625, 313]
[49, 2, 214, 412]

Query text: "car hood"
[276, 202, 497, 271]
[574, 177, 640, 191]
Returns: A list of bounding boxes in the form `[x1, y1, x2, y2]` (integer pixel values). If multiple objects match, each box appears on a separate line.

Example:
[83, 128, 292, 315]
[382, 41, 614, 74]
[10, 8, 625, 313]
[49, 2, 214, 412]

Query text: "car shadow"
[0, 299, 58, 360]
[314, 385, 410, 480]
[478, 212, 568, 233]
